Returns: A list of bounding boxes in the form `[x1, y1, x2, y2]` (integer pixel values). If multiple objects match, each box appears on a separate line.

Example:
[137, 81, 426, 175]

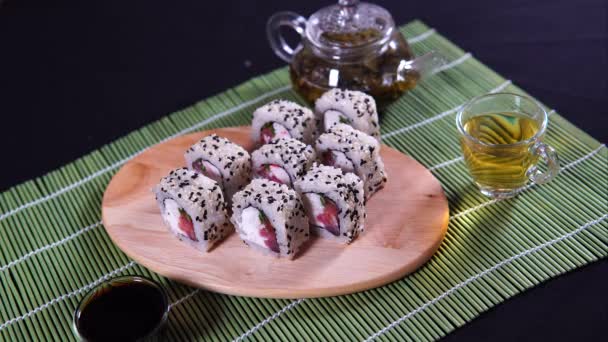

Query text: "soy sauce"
[75, 277, 167, 341]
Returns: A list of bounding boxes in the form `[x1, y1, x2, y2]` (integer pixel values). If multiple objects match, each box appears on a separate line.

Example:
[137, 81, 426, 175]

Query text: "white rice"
[294, 163, 365, 244]
[231, 179, 309, 259]
[153, 168, 232, 252]
[251, 137, 316, 187]
[251, 99, 315, 145]
[184, 134, 251, 203]
[314, 88, 380, 141]
[315, 124, 388, 200]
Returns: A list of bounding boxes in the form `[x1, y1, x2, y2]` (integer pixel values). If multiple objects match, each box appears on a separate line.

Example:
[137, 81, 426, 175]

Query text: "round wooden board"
[102, 126, 449, 298]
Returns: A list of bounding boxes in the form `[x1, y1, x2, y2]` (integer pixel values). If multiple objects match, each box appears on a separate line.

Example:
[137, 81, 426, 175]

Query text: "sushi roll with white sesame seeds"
[294, 164, 365, 244]
[251, 138, 316, 187]
[231, 179, 309, 259]
[153, 168, 232, 252]
[185, 134, 251, 203]
[315, 89, 380, 141]
[251, 99, 315, 145]
[316, 124, 387, 200]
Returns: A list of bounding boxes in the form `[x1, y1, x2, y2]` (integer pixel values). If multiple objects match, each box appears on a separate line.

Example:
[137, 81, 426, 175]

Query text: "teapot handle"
[267, 11, 307, 63]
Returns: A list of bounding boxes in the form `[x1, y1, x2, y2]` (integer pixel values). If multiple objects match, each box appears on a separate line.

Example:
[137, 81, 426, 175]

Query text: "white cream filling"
[323, 110, 351, 131]
[302, 193, 326, 228]
[330, 151, 355, 174]
[163, 199, 185, 237]
[241, 206, 267, 247]
[259, 164, 291, 185]
[193, 159, 222, 185]
[272, 123, 291, 140]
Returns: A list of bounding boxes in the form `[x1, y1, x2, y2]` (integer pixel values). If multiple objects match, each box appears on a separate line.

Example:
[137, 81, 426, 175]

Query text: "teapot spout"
[398, 50, 447, 82]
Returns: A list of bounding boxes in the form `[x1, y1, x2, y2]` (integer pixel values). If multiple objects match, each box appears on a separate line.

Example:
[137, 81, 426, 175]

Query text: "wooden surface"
[102, 126, 449, 298]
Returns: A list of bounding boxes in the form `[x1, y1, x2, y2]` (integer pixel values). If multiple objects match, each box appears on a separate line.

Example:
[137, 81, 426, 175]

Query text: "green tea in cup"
[457, 93, 559, 198]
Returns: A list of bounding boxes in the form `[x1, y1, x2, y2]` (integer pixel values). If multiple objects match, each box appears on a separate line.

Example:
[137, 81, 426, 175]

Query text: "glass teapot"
[267, 0, 446, 106]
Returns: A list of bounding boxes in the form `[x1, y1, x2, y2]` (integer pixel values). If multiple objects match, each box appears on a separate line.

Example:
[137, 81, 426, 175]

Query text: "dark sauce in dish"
[74, 277, 167, 341]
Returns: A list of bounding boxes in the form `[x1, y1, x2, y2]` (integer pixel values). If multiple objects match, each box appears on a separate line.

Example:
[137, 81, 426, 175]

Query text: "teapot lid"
[306, 0, 395, 52]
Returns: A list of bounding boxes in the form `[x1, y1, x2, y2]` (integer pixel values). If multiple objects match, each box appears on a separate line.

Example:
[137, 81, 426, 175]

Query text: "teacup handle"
[528, 141, 560, 184]
[266, 12, 307, 63]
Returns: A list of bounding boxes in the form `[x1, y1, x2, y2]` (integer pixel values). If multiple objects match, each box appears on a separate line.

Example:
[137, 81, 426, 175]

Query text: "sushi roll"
[251, 137, 316, 187]
[294, 164, 365, 244]
[251, 99, 315, 145]
[231, 179, 309, 259]
[315, 88, 380, 141]
[184, 134, 251, 203]
[153, 168, 231, 252]
[316, 124, 388, 200]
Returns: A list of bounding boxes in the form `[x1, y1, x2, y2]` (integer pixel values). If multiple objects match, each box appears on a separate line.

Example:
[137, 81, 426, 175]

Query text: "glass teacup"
[456, 92, 559, 199]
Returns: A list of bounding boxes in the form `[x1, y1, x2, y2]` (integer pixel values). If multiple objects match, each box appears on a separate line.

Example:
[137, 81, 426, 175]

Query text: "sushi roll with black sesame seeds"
[231, 179, 309, 259]
[294, 164, 365, 244]
[153, 168, 232, 252]
[314, 89, 380, 141]
[185, 134, 252, 203]
[252, 99, 315, 145]
[251, 137, 316, 187]
[316, 124, 387, 200]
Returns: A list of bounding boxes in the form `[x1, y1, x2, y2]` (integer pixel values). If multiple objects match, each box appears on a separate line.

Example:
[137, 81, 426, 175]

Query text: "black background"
[0, 0, 606, 340]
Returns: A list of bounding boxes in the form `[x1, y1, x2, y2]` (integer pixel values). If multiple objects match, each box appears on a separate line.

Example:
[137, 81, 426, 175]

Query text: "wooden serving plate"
[102, 126, 449, 298]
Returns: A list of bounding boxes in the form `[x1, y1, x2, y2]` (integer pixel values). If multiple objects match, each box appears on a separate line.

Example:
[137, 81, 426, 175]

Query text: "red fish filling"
[316, 196, 340, 236]
[258, 211, 280, 253]
[178, 208, 197, 241]
[321, 151, 335, 166]
[302, 193, 340, 236]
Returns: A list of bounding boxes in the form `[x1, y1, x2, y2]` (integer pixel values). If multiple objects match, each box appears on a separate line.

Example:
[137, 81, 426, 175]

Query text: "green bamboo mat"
[0, 20, 606, 341]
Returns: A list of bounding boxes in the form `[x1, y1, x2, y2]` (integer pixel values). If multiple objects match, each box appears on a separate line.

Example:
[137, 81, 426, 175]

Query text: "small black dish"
[73, 276, 169, 341]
